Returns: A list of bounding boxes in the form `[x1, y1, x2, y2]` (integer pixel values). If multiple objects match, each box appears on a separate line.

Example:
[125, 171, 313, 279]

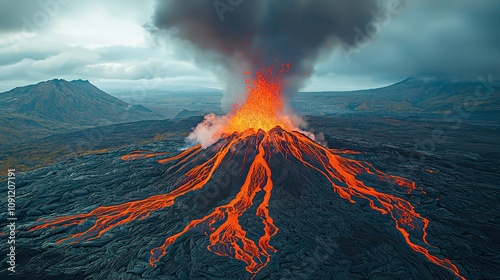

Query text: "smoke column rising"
[151, 0, 403, 90]
[150, 0, 405, 146]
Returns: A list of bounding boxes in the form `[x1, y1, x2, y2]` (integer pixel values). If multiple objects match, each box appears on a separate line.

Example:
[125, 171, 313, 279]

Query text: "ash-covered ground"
[1, 114, 499, 280]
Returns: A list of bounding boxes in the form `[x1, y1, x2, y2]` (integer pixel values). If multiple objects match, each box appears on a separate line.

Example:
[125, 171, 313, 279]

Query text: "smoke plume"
[150, 0, 404, 146]
[151, 0, 403, 91]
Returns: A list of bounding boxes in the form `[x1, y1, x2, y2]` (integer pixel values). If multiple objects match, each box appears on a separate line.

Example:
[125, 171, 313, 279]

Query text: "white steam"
[186, 111, 327, 149]
[186, 114, 228, 148]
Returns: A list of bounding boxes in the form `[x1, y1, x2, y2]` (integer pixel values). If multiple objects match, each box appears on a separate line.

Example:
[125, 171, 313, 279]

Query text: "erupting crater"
[223, 66, 294, 134]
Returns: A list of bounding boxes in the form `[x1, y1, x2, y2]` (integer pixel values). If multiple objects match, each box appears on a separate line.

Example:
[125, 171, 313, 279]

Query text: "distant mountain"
[0, 79, 163, 144]
[174, 109, 206, 119]
[294, 77, 500, 115]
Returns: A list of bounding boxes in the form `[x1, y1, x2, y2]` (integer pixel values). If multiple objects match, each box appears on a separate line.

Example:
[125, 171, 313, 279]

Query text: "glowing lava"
[223, 66, 294, 134]
[29, 69, 465, 279]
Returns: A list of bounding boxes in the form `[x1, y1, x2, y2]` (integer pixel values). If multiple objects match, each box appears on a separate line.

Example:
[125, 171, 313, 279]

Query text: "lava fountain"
[30, 68, 465, 279]
[223, 65, 293, 134]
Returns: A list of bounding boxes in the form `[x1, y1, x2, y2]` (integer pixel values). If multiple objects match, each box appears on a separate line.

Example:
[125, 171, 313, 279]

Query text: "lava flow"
[30, 68, 464, 279]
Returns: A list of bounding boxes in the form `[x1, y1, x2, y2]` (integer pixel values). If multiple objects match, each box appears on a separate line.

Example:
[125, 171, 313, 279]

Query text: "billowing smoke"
[150, 0, 404, 146]
[151, 0, 404, 91]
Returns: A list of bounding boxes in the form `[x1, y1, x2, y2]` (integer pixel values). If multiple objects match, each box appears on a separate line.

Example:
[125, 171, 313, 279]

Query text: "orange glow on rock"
[120, 150, 170, 161]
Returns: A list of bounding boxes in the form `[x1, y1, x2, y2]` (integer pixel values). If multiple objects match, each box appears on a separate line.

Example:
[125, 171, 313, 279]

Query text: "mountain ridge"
[293, 78, 500, 115]
[0, 78, 163, 144]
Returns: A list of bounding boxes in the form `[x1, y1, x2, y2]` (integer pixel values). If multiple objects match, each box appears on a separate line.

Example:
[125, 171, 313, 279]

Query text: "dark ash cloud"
[151, 0, 403, 91]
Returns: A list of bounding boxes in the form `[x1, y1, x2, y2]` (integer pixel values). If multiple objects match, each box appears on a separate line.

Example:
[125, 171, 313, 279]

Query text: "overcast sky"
[0, 0, 498, 93]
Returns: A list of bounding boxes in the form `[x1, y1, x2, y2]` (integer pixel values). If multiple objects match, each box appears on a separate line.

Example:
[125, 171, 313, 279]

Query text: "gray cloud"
[0, 0, 73, 34]
[316, 0, 500, 83]
[0, 46, 204, 82]
[0, 1, 45, 32]
[0, 49, 58, 66]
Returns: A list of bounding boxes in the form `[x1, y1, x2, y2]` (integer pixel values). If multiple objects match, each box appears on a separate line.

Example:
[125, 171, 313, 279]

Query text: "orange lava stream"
[279, 131, 464, 280]
[150, 138, 278, 275]
[121, 150, 170, 161]
[329, 148, 362, 155]
[157, 145, 201, 164]
[30, 142, 236, 243]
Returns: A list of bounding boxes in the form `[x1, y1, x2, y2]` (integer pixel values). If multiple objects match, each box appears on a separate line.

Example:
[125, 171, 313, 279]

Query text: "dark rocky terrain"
[0, 118, 200, 172]
[1, 114, 498, 279]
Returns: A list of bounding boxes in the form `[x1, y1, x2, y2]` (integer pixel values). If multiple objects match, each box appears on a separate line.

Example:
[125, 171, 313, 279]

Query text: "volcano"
[18, 67, 467, 279]
[30, 125, 464, 279]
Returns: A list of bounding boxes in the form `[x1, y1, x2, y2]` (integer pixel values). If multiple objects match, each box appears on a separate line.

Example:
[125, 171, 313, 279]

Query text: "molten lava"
[223, 66, 294, 134]
[30, 69, 465, 279]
